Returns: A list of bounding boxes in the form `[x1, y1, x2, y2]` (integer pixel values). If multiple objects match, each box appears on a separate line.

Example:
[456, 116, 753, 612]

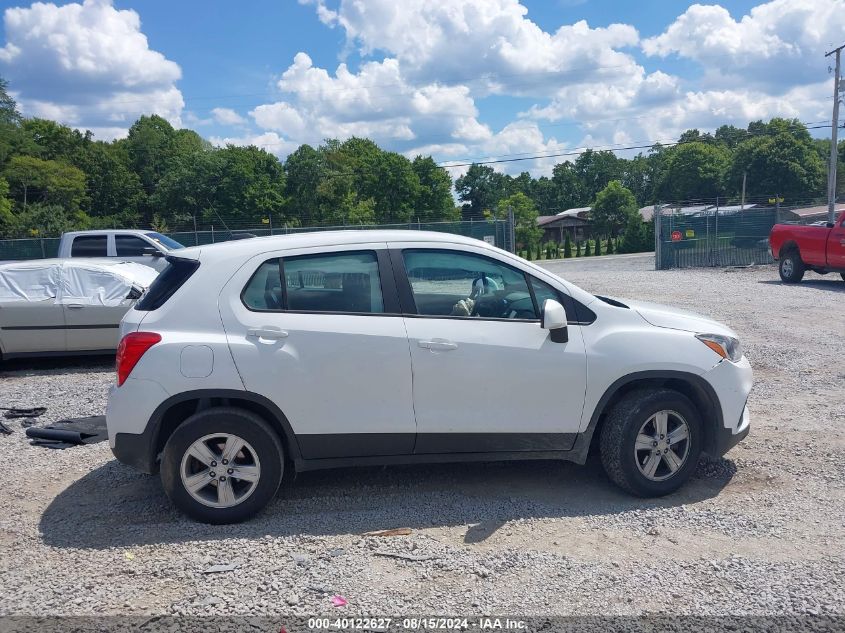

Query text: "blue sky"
[0, 0, 841, 176]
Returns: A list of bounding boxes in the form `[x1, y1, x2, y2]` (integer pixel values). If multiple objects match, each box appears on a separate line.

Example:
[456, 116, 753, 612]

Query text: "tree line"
[1, 74, 840, 247]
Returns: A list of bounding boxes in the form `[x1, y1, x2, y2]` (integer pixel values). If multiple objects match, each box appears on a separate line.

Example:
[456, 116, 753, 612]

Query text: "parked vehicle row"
[106, 230, 752, 523]
[769, 209, 845, 283]
[0, 259, 157, 359]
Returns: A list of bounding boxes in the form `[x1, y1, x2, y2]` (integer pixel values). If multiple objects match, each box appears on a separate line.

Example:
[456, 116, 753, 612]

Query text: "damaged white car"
[0, 259, 157, 360]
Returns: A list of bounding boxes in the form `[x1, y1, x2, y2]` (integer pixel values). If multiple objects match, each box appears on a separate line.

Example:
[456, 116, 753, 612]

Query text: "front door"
[60, 264, 128, 351]
[219, 245, 416, 460]
[827, 215, 845, 269]
[395, 246, 587, 454]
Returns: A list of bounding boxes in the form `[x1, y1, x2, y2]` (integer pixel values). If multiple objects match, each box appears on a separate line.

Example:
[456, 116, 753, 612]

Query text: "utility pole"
[825, 43, 845, 224]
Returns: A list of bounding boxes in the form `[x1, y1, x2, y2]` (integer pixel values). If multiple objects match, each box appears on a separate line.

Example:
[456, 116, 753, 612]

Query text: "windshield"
[145, 232, 185, 250]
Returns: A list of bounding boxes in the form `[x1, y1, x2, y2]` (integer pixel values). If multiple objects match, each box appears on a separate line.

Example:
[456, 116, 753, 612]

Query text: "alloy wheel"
[633, 410, 691, 482]
[179, 433, 262, 508]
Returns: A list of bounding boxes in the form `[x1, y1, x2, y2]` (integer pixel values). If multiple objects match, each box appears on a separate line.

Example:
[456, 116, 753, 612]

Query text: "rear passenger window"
[71, 235, 107, 257]
[242, 251, 384, 314]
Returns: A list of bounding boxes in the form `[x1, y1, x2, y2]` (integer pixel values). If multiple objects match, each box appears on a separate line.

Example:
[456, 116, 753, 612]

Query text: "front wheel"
[161, 407, 284, 524]
[778, 250, 805, 283]
[600, 389, 702, 497]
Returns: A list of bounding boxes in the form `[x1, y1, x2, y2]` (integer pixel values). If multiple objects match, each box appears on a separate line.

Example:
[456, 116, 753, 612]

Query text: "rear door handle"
[66, 304, 84, 309]
[247, 327, 289, 340]
[418, 339, 458, 351]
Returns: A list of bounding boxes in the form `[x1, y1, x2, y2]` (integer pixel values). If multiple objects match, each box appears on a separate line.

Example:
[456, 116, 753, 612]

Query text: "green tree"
[0, 177, 12, 229]
[455, 163, 507, 219]
[22, 118, 90, 163]
[657, 142, 730, 201]
[284, 144, 324, 222]
[493, 192, 542, 251]
[77, 142, 143, 226]
[563, 232, 572, 258]
[584, 240, 592, 256]
[591, 180, 638, 238]
[549, 162, 581, 211]
[619, 214, 653, 253]
[573, 149, 621, 205]
[729, 119, 825, 201]
[2, 202, 89, 238]
[4, 155, 87, 212]
[411, 155, 458, 221]
[595, 236, 602, 256]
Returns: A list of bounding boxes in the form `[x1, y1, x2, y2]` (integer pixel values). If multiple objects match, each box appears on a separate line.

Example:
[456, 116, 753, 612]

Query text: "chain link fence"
[653, 202, 822, 270]
[0, 219, 513, 262]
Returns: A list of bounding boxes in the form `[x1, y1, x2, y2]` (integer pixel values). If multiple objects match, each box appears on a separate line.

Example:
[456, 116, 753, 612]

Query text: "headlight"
[695, 333, 742, 362]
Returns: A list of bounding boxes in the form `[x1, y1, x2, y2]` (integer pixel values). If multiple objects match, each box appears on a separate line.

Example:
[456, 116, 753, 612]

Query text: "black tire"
[778, 249, 805, 283]
[161, 407, 284, 524]
[599, 389, 702, 497]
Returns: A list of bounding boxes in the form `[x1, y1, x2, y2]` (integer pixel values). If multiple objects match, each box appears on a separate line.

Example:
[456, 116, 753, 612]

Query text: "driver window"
[402, 249, 537, 319]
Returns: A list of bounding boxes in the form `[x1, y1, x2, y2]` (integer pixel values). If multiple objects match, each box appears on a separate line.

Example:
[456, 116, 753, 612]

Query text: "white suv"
[107, 231, 752, 523]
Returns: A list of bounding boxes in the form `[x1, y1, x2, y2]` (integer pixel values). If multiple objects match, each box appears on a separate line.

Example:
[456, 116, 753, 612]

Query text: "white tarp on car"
[0, 260, 157, 306]
[0, 262, 61, 301]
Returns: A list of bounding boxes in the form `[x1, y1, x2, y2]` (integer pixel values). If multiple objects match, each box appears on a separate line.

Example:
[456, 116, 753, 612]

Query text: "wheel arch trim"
[145, 389, 302, 471]
[571, 370, 724, 463]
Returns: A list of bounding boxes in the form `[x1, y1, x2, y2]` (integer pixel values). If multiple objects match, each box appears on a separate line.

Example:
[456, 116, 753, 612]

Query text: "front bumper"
[703, 355, 753, 457]
[711, 403, 750, 457]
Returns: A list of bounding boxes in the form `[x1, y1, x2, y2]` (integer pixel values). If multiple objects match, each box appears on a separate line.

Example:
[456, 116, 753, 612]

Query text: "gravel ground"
[0, 258, 844, 620]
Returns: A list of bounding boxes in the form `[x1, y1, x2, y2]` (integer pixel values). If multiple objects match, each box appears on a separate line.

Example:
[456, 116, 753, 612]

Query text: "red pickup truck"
[769, 210, 845, 283]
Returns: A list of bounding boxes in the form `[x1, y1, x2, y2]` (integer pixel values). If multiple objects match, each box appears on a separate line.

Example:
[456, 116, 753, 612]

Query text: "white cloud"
[209, 131, 299, 158]
[211, 107, 246, 126]
[301, 0, 640, 97]
[643, 0, 845, 89]
[0, 0, 184, 136]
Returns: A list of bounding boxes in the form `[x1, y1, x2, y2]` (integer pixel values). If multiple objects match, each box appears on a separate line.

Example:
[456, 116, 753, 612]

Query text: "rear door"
[60, 264, 129, 351]
[69, 234, 109, 259]
[0, 264, 66, 354]
[218, 244, 416, 460]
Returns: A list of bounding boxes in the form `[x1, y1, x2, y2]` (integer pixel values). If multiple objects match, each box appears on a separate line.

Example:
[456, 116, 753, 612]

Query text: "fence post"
[40, 237, 45, 258]
[653, 204, 660, 270]
[211, 225, 215, 243]
[507, 207, 515, 253]
[193, 214, 199, 247]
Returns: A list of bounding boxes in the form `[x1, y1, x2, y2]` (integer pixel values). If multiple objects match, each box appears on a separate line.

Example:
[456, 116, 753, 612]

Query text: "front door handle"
[418, 339, 458, 351]
[247, 327, 289, 340]
[66, 303, 84, 309]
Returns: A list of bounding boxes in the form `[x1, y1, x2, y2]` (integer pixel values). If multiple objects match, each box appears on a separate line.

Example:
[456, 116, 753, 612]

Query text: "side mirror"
[142, 246, 163, 257]
[826, 222, 835, 229]
[541, 299, 568, 343]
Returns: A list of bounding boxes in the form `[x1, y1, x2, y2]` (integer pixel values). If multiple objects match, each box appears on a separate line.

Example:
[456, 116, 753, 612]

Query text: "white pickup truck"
[58, 230, 186, 272]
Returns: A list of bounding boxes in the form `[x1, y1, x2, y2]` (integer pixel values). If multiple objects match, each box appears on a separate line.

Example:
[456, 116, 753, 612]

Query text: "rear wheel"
[161, 407, 284, 524]
[600, 389, 702, 497]
[778, 250, 805, 283]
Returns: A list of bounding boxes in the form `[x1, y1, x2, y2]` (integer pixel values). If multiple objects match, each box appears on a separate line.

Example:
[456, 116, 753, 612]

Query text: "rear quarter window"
[135, 257, 199, 311]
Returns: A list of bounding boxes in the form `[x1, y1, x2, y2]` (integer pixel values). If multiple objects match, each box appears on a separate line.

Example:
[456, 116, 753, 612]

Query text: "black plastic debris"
[2, 406, 47, 419]
[26, 415, 108, 449]
[0, 420, 11, 436]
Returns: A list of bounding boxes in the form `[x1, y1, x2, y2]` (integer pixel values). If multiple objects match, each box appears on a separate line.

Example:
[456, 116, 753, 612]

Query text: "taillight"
[116, 332, 161, 386]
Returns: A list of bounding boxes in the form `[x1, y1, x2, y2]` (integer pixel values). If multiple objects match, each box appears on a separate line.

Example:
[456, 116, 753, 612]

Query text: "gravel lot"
[1, 256, 844, 620]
